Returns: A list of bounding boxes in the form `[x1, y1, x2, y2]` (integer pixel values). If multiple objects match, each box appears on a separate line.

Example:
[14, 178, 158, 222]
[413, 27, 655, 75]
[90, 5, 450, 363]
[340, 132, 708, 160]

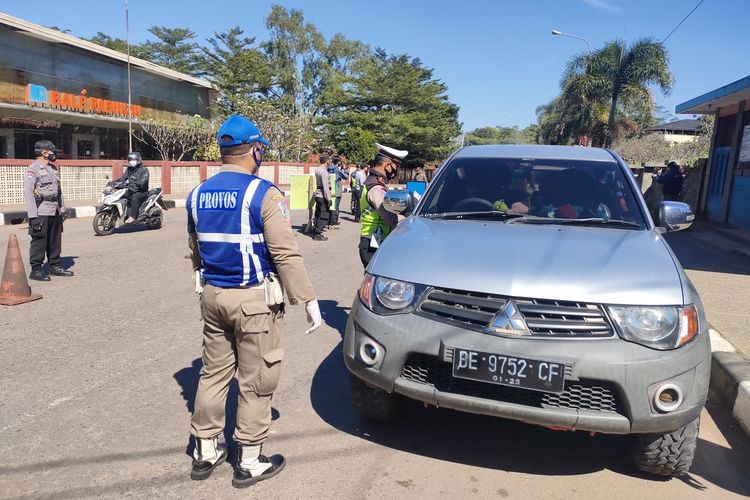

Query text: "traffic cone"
[0, 234, 42, 306]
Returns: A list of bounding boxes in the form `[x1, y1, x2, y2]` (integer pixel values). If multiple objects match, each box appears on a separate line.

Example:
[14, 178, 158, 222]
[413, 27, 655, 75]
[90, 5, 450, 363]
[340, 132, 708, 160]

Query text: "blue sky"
[2, 0, 747, 130]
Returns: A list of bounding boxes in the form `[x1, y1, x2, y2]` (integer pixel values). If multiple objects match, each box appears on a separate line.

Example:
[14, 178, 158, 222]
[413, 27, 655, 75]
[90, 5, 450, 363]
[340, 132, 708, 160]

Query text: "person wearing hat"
[358, 143, 408, 268]
[312, 153, 332, 241]
[186, 115, 322, 488]
[24, 140, 74, 281]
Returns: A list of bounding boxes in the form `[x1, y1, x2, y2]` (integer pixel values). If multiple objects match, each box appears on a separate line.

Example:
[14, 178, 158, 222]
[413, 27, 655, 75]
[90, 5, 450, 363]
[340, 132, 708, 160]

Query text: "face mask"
[252, 147, 265, 167]
[385, 164, 398, 180]
[128, 160, 139, 167]
[46, 152, 57, 163]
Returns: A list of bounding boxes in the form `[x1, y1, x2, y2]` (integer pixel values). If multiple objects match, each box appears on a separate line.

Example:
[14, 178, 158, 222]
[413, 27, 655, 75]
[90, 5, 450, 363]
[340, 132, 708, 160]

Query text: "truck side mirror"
[383, 190, 413, 215]
[658, 201, 694, 232]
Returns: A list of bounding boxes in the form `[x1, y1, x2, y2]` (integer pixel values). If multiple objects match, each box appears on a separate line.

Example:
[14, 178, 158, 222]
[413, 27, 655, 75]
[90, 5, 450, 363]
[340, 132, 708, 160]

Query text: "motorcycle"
[92, 179, 167, 236]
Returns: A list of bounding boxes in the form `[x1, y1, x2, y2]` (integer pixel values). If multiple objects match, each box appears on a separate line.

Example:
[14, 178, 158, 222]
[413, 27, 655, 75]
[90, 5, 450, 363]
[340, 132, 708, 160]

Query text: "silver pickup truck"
[343, 144, 708, 477]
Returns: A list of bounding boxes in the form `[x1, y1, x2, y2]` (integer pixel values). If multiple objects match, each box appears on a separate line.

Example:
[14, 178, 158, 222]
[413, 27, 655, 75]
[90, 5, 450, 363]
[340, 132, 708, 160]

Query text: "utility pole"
[126, 0, 133, 152]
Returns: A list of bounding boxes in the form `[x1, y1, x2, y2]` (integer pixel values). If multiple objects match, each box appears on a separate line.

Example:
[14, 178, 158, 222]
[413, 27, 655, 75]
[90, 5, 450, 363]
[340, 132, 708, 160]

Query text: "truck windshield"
[418, 157, 646, 228]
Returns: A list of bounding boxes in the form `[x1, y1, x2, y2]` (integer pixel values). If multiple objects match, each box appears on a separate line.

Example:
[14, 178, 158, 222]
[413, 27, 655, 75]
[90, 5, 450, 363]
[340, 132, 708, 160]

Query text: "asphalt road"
[663, 227, 750, 356]
[1, 202, 749, 499]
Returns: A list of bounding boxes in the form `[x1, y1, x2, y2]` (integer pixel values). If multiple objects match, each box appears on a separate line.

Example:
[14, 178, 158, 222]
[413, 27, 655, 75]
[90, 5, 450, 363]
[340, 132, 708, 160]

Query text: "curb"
[709, 329, 750, 437]
[0, 199, 187, 226]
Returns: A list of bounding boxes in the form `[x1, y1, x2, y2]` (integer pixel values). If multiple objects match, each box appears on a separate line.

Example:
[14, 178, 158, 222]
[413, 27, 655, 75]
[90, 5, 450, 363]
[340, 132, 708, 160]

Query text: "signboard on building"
[739, 125, 750, 163]
[25, 83, 143, 118]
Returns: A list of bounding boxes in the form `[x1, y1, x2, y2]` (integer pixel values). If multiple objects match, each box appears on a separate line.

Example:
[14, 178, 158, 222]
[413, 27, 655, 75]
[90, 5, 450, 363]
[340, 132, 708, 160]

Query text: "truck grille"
[401, 355, 622, 414]
[417, 287, 613, 338]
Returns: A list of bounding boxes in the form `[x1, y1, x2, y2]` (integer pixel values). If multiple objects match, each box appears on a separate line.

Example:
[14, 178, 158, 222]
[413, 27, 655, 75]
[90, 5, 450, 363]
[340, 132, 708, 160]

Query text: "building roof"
[0, 12, 213, 90]
[645, 119, 701, 133]
[676, 74, 750, 114]
[455, 144, 617, 162]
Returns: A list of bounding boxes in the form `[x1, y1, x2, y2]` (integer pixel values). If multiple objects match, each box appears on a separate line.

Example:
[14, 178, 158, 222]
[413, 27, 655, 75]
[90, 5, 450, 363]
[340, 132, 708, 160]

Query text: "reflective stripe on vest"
[359, 185, 393, 238]
[186, 172, 276, 288]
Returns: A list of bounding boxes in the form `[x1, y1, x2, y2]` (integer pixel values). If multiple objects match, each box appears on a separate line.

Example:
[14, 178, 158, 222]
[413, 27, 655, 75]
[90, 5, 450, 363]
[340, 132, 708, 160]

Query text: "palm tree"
[561, 38, 673, 147]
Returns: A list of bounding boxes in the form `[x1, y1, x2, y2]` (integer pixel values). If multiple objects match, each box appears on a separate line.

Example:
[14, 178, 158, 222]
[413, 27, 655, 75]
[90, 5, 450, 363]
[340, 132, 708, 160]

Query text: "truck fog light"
[654, 383, 683, 413]
[358, 339, 383, 367]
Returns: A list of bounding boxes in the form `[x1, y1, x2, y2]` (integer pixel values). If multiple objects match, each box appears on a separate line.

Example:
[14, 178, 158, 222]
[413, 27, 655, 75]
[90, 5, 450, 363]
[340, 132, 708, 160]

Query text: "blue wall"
[728, 176, 750, 230]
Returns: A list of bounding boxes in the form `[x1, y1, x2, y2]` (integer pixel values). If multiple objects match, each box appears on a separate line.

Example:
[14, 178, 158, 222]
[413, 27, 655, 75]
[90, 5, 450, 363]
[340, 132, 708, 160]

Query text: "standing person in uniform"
[351, 162, 367, 222]
[312, 154, 332, 241]
[113, 152, 150, 224]
[24, 140, 74, 281]
[358, 144, 408, 268]
[186, 115, 322, 488]
[327, 156, 348, 227]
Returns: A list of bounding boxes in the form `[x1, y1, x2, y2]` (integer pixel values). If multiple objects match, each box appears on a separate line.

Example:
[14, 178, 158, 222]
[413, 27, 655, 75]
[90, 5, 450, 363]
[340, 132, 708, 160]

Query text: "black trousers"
[329, 195, 342, 225]
[352, 188, 361, 221]
[29, 214, 63, 271]
[313, 196, 330, 235]
[359, 236, 376, 269]
[127, 191, 149, 219]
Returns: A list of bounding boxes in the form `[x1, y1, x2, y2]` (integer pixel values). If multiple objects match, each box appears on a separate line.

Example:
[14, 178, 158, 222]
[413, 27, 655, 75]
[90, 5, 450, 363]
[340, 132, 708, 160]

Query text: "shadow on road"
[58, 255, 78, 270]
[318, 299, 350, 338]
[173, 358, 279, 462]
[663, 230, 750, 277]
[683, 398, 750, 496]
[309, 342, 749, 489]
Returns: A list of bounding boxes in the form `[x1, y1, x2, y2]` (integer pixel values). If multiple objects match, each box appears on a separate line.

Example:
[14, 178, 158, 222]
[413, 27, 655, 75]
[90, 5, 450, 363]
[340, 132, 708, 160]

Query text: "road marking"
[49, 396, 71, 408]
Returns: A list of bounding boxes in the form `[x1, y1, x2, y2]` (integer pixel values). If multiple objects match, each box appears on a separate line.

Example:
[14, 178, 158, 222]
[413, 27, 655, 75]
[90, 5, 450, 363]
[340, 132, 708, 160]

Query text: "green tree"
[140, 26, 201, 75]
[134, 115, 216, 161]
[199, 26, 275, 111]
[562, 38, 673, 146]
[464, 126, 537, 145]
[87, 32, 147, 58]
[235, 99, 311, 162]
[321, 51, 461, 166]
[262, 5, 368, 120]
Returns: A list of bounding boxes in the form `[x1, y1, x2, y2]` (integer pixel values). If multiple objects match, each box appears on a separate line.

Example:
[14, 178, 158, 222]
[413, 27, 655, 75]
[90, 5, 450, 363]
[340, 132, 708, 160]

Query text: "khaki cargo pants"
[190, 284, 284, 445]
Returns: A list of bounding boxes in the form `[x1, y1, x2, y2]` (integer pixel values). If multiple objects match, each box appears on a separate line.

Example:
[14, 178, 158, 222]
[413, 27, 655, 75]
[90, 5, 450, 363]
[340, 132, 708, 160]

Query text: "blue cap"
[217, 115, 269, 148]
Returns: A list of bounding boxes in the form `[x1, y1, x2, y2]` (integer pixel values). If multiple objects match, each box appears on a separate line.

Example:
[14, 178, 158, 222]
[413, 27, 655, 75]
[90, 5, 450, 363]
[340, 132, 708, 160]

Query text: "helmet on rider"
[127, 152, 143, 169]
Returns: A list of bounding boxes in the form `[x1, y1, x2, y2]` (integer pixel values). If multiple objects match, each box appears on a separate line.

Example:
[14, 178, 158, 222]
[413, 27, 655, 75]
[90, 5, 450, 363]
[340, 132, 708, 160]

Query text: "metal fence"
[0, 160, 316, 205]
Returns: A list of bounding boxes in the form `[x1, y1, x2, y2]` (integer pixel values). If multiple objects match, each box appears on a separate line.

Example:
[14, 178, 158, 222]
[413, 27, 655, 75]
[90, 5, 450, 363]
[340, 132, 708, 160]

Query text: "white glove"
[305, 299, 322, 335]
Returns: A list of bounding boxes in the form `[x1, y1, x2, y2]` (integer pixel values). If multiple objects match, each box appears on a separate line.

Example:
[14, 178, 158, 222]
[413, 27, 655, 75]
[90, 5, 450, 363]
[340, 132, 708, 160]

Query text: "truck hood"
[368, 217, 683, 305]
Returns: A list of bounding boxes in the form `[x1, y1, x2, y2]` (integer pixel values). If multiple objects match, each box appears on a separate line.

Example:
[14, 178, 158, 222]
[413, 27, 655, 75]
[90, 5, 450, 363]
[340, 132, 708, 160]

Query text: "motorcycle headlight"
[608, 305, 699, 350]
[358, 274, 424, 315]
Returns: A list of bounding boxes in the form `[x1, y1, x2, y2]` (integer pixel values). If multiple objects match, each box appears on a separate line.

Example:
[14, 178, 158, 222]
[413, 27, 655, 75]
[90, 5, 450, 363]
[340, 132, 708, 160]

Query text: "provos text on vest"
[198, 189, 240, 211]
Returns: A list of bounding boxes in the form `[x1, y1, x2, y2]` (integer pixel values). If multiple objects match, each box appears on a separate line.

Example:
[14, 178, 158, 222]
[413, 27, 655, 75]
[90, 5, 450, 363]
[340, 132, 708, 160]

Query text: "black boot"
[50, 266, 74, 277]
[191, 437, 227, 480]
[29, 269, 50, 281]
[232, 445, 285, 489]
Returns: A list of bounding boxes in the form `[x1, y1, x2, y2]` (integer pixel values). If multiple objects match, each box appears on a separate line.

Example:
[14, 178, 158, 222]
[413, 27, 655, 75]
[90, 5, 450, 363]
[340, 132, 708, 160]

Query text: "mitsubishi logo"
[487, 300, 530, 336]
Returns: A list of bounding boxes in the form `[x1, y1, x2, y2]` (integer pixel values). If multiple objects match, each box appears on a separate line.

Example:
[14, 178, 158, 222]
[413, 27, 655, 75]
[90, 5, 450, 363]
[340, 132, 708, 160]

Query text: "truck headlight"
[358, 274, 425, 315]
[608, 305, 699, 350]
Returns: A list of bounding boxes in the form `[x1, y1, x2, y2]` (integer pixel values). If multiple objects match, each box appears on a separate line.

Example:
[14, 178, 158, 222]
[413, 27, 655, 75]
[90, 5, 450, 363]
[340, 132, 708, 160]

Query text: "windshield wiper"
[421, 211, 529, 220]
[509, 217, 641, 228]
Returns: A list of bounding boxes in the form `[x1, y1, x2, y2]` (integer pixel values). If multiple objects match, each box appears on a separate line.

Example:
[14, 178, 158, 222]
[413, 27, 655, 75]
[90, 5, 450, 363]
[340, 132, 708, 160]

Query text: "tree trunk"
[606, 90, 620, 148]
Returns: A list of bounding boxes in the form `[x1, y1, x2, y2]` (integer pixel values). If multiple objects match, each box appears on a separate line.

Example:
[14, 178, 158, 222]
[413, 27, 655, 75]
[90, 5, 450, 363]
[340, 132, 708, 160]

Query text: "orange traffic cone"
[0, 234, 42, 306]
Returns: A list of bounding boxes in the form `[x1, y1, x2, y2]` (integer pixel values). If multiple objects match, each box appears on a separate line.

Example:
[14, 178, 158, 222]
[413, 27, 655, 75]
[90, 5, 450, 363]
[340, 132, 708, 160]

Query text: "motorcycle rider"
[114, 152, 150, 224]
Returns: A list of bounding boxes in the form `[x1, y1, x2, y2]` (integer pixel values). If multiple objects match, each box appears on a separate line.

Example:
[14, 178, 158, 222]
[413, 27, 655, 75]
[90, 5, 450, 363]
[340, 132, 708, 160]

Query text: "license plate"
[452, 348, 566, 394]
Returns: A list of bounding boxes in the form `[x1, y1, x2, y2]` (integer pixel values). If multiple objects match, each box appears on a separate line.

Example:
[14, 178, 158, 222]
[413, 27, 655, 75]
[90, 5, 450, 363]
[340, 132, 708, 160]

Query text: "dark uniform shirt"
[24, 160, 64, 218]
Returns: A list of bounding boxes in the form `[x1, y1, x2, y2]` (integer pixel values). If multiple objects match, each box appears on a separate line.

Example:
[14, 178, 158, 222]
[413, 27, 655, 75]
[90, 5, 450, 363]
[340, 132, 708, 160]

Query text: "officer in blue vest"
[186, 115, 322, 488]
